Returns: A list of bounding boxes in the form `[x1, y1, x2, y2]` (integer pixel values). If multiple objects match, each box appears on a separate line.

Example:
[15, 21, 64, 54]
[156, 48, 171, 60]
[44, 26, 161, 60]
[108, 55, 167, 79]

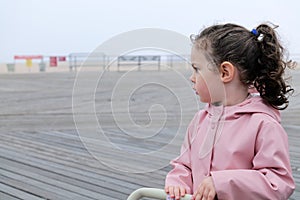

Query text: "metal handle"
[127, 188, 192, 200]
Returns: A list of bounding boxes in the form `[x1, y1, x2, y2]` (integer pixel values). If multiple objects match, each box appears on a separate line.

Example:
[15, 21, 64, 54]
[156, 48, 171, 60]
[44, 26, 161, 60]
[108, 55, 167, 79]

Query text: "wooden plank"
[0, 175, 66, 200]
[0, 132, 169, 181]
[10, 129, 182, 159]
[0, 192, 21, 200]
[0, 168, 99, 200]
[0, 183, 44, 200]
[0, 146, 145, 195]
[0, 157, 130, 199]
[0, 142, 165, 194]
[0, 132, 173, 176]
[0, 164, 117, 200]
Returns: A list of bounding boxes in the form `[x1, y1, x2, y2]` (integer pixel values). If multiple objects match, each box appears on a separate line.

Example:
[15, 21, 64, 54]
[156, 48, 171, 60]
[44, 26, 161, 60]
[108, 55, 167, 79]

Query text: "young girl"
[165, 23, 295, 200]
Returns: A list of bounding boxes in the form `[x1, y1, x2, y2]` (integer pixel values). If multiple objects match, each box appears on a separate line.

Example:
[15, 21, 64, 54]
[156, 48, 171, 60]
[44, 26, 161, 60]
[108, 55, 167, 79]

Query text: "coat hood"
[205, 95, 281, 123]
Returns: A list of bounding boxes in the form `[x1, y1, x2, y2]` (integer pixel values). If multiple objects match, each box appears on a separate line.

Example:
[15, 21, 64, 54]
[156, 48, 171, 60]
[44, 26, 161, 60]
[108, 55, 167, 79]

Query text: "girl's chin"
[198, 96, 211, 103]
[195, 92, 211, 103]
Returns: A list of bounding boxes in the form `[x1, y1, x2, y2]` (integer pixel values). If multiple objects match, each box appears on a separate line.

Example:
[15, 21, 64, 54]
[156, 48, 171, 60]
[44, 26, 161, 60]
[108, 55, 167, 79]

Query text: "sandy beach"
[0, 68, 299, 199]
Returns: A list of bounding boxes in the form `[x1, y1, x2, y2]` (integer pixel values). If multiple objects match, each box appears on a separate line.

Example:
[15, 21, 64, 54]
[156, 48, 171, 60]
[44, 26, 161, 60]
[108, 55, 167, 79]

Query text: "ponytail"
[253, 23, 294, 110]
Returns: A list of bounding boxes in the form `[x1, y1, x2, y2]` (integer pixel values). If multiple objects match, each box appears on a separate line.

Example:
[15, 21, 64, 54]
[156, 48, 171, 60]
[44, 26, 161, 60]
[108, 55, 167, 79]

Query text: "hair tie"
[251, 29, 259, 36]
[251, 28, 264, 41]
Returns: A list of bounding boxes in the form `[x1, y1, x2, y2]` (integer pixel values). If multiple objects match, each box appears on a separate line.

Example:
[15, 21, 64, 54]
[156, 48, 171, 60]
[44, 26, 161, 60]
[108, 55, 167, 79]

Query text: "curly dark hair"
[191, 23, 294, 110]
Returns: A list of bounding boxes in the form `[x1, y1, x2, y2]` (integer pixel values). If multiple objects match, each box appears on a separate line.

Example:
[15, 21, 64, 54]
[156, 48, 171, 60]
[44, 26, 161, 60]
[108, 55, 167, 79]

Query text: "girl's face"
[190, 46, 224, 104]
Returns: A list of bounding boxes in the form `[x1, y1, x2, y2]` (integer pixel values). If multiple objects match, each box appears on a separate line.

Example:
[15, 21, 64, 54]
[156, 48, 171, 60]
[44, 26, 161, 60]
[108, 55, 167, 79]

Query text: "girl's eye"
[192, 64, 199, 72]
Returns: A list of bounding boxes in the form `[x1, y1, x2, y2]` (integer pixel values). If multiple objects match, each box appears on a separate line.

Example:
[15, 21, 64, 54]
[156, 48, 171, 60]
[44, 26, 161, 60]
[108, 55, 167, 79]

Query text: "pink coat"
[165, 96, 295, 200]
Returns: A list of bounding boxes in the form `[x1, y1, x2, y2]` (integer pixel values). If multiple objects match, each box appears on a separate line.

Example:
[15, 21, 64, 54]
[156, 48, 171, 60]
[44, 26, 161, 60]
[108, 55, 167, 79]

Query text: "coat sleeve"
[165, 113, 199, 194]
[211, 121, 295, 200]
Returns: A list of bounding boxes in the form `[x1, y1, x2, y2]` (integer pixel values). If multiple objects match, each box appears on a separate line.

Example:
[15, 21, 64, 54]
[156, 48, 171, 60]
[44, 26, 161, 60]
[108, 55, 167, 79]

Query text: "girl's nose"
[190, 74, 195, 83]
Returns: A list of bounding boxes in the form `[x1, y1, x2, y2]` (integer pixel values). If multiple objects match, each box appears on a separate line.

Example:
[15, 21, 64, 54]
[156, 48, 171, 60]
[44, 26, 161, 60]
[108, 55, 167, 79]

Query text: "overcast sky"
[1, 0, 300, 62]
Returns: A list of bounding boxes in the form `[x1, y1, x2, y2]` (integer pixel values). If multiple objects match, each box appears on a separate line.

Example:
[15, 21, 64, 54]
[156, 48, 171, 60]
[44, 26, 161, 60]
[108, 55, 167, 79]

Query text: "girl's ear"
[219, 61, 235, 83]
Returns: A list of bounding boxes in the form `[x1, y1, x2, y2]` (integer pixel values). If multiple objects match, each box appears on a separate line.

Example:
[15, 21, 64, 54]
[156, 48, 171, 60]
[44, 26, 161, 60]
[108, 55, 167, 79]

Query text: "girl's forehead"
[191, 47, 209, 63]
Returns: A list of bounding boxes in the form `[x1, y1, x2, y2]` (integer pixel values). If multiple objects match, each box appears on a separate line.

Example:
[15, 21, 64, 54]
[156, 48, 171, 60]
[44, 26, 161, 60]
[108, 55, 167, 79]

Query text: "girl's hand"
[165, 186, 187, 200]
[192, 177, 216, 200]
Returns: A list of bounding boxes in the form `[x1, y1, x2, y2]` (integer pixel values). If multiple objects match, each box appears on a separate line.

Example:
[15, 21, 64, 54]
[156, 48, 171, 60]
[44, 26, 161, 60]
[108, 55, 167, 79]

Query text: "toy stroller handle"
[127, 187, 192, 200]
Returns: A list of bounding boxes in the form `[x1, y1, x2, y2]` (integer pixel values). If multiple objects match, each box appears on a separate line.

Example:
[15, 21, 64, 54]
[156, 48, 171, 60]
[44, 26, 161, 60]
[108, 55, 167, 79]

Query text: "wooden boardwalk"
[0, 129, 172, 200]
[0, 70, 299, 200]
